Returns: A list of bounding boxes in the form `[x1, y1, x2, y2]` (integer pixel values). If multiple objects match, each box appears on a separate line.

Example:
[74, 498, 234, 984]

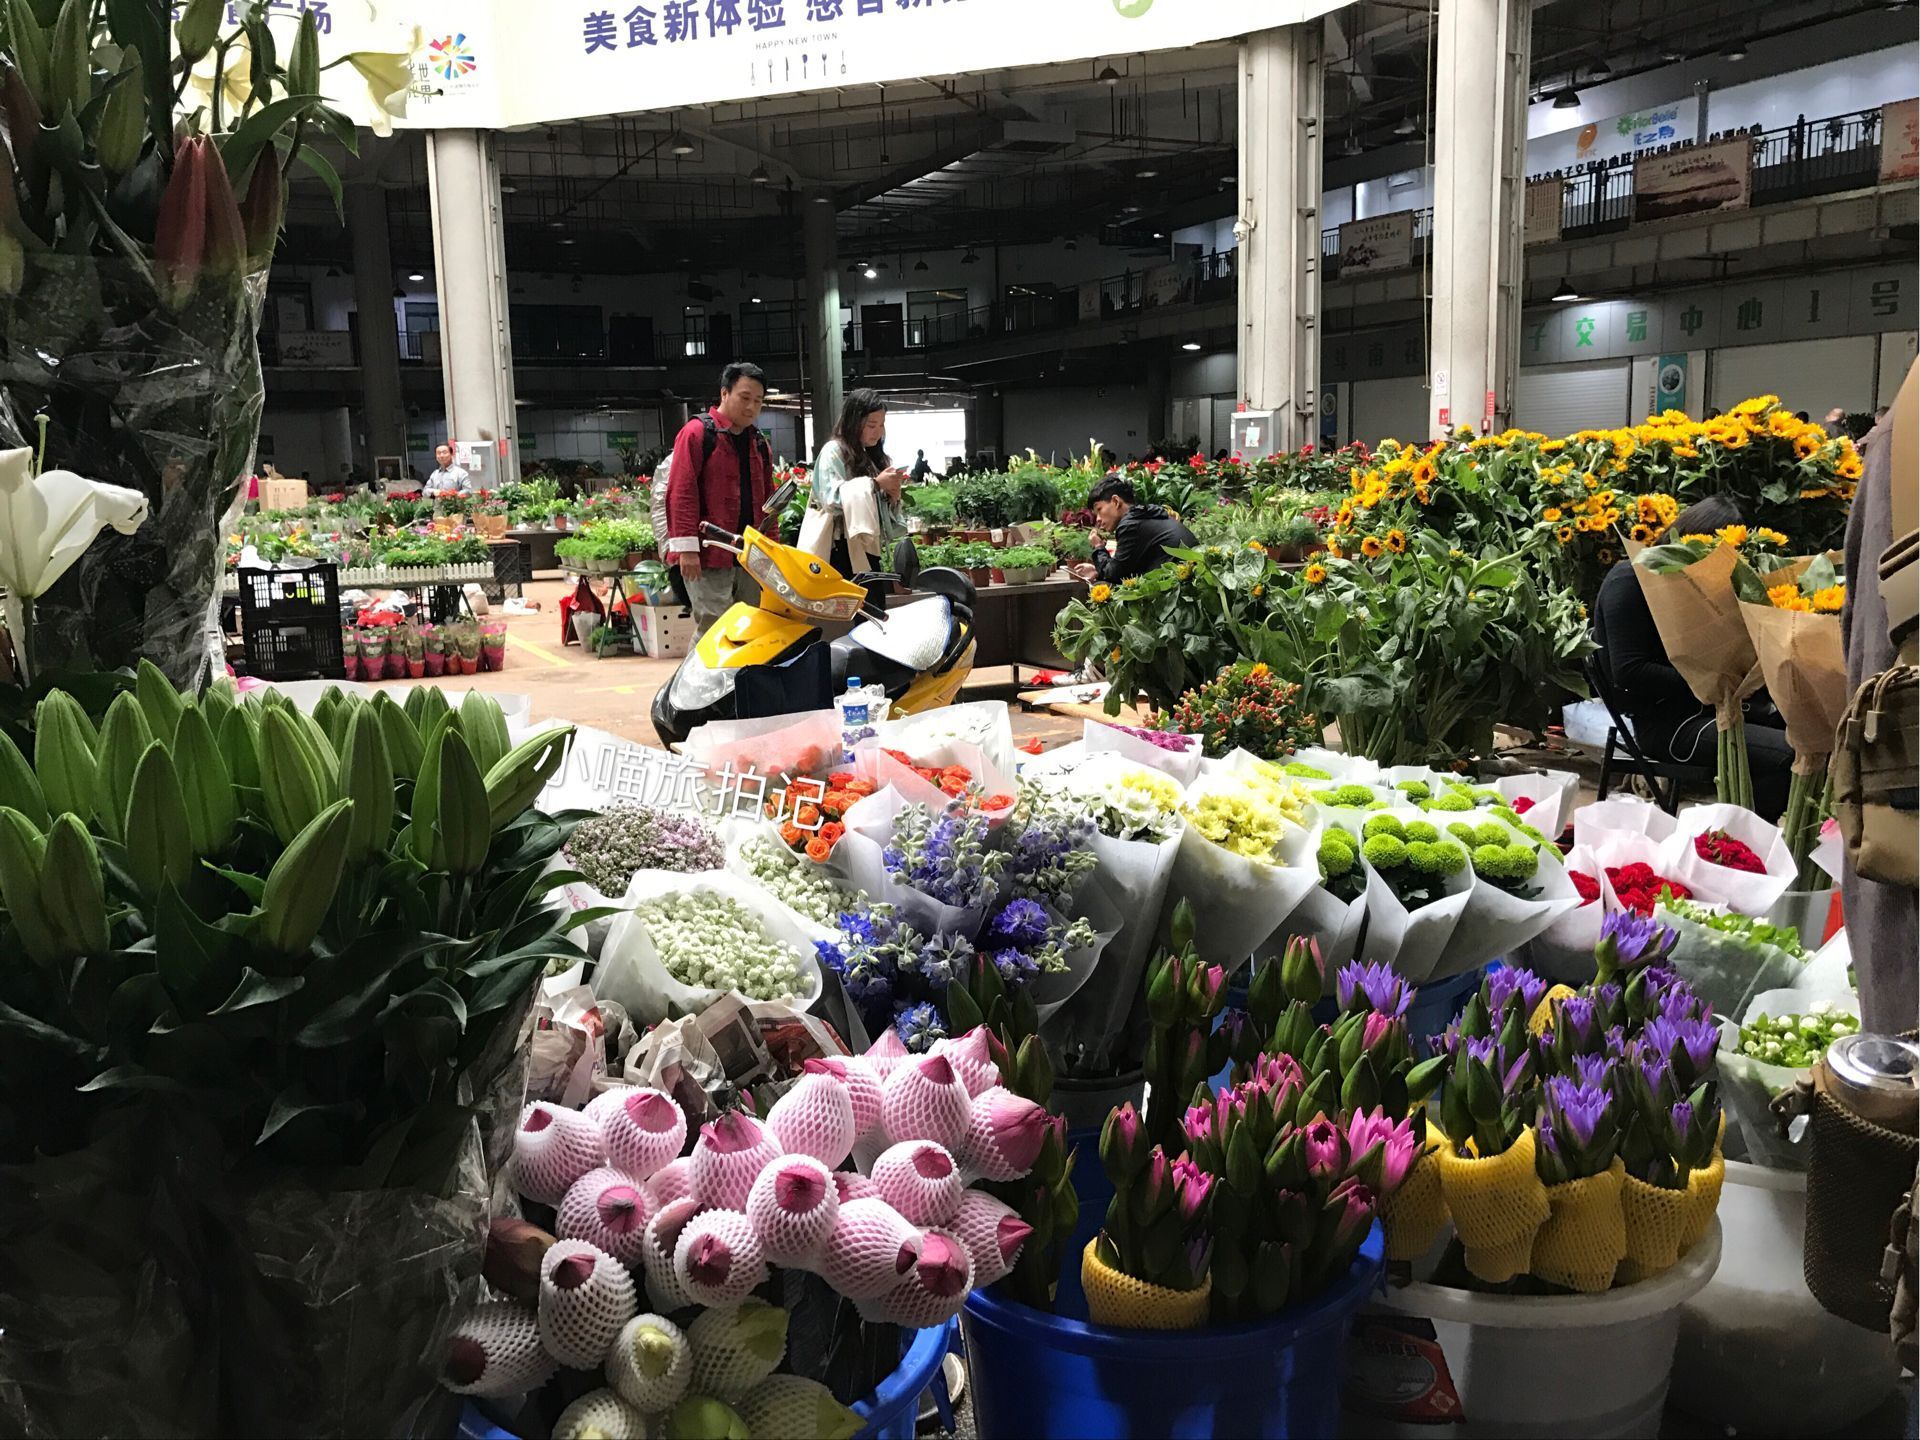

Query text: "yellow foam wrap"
[1380, 1144, 1451, 1263]
[1435, 1128, 1550, 1283]
[1530, 1157, 1628, 1293]
[1081, 1239, 1212, 1330]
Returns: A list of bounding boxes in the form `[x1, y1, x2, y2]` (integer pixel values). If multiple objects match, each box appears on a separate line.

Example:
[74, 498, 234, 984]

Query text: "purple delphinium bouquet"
[563, 802, 725, 893]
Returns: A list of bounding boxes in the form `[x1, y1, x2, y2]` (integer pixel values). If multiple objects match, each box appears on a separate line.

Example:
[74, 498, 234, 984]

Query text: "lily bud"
[288, 10, 322, 94]
[0, 806, 56, 966]
[155, 135, 211, 309]
[200, 139, 246, 282]
[4, 7, 51, 114]
[259, 798, 352, 955]
[1280, 934, 1324, 1005]
[174, 0, 222, 64]
[40, 812, 107, 958]
[96, 51, 145, 177]
[238, 150, 284, 266]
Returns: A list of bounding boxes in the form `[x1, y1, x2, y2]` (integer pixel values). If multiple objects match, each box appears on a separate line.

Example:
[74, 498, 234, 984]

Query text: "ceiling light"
[1552, 86, 1580, 109]
[960, 248, 980, 265]
[668, 132, 695, 155]
[863, 266, 878, 279]
[1063, 239, 1078, 251]
[810, 193, 832, 205]
[848, 260, 865, 273]
[1394, 114, 1418, 137]
[1551, 277, 1579, 302]
[749, 162, 771, 185]
[559, 237, 576, 246]
[751, 295, 763, 304]
[1660, 47, 1684, 62]
[499, 183, 518, 194]
[1721, 41, 1747, 60]
[1097, 64, 1120, 86]
[549, 219, 565, 230]
[913, 258, 929, 271]
[1181, 342, 1202, 352]
[407, 271, 425, 282]
[1137, 167, 1159, 179]
[1152, 231, 1166, 240]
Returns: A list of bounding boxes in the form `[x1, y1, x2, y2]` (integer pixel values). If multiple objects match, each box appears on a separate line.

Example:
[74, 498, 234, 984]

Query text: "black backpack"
[695, 414, 773, 482]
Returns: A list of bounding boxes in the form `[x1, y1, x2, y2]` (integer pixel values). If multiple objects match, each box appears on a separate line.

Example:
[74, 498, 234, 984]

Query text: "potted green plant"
[997, 544, 1058, 586]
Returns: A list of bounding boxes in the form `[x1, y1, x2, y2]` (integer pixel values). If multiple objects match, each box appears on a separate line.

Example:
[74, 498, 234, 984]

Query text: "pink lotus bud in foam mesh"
[688, 1297, 789, 1401]
[587, 1085, 687, 1181]
[875, 1228, 974, 1328]
[552, 1389, 650, 1440]
[871, 1140, 963, 1228]
[834, 1170, 881, 1205]
[812, 1054, 885, 1140]
[932, 1027, 1001, 1098]
[959, 1086, 1048, 1181]
[674, 1208, 767, 1307]
[537, 1239, 637, 1369]
[864, 1027, 910, 1078]
[819, 1197, 922, 1300]
[557, 1167, 653, 1268]
[642, 1195, 702, 1313]
[442, 1299, 558, 1398]
[747, 1154, 840, 1266]
[878, 1053, 971, 1152]
[765, 1063, 857, 1167]
[606, 1313, 692, 1413]
[514, 1101, 605, 1206]
[645, 1155, 693, 1211]
[691, 1111, 782, 1212]
[945, 1189, 1032, 1287]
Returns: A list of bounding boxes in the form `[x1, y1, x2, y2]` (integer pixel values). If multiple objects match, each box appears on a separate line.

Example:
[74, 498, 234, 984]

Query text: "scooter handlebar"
[699, 522, 741, 547]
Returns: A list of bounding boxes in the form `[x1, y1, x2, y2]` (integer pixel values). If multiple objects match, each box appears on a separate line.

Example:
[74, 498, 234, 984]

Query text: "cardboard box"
[259, 476, 308, 511]
[633, 604, 699, 659]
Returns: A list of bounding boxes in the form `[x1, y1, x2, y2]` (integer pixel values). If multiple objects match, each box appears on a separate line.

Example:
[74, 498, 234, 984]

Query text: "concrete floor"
[414, 576, 1082, 749]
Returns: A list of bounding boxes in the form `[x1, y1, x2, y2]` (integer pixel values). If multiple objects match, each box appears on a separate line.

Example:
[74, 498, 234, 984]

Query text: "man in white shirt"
[426, 443, 471, 497]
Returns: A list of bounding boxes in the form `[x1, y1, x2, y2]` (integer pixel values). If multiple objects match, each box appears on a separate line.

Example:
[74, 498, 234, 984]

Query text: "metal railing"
[259, 103, 1902, 373]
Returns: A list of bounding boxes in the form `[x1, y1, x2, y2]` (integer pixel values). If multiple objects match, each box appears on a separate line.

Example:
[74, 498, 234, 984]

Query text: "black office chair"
[1582, 655, 1714, 814]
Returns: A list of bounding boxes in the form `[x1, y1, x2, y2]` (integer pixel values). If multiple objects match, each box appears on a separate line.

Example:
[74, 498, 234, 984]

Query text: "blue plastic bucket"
[456, 1317, 956, 1440]
[962, 1223, 1386, 1439]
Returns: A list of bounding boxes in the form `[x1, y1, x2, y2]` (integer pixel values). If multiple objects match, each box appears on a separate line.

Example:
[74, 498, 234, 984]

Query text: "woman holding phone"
[800, 388, 909, 576]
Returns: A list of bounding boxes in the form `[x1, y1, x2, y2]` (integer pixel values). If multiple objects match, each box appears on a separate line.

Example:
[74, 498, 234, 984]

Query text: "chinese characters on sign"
[1632, 137, 1753, 224]
[1879, 98, 1919, 185]
[1335, 212, 1415, 276]
[540, 733, 829, 829]
[1523, 179, 1564, 246]
[582, 0, 951, 53]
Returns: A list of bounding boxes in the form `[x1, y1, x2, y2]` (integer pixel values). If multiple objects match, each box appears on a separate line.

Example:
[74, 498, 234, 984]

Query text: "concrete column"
[1428, 0, 1530, 439]
[319, 406, 354, 486]
[966, 390, 1004, 464]
[1146, 352, 1173, 448]
[803, 192, 844, 460]
[1236, 24, 1323, 449]
[345, 185, 406, 469]
[426, 130, 520, 484]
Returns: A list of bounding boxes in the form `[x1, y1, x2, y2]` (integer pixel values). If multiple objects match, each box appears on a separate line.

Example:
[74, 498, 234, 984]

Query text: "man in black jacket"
[1076, 474, 1197, 583]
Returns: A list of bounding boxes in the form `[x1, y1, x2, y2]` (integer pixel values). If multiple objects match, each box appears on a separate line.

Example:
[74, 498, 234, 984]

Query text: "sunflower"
[1811, 584, 1846, 613]
[1754, 527, 1788, 547]
[1732, 395, 1777, 417]
[1385, 528, 1408, 553]
[1630, 523, 1655, 543]
[1838, 451, 1864, 480]
[1793, 433, 1821, 459]
[1088, 583, 1112, 603]
[1715, 524, 1750, 547]
[1721, 430, 1750, 449]
[1542, 507, 1563, 523]
[1252, 583, 1266, 599]
[1597, 547, 1616, 565]
[1176, 563, 1194, 579]
[1304, 563, 1328, 585]
[1360, 536, 1385, 558]
[1768, 583, 1811, 612]
[1555, 526, 1574, 545]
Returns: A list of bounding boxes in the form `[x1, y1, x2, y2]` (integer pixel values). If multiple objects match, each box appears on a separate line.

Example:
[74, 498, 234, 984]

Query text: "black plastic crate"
[242, 618, 346, 681]
[237, 564, 341, 623]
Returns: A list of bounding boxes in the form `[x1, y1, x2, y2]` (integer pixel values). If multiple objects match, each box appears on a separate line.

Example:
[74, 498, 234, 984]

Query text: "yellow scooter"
[650, 485, 977, 745]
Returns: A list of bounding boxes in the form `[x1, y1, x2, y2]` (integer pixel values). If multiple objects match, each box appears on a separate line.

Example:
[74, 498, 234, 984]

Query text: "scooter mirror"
[764, 480, 797, 517]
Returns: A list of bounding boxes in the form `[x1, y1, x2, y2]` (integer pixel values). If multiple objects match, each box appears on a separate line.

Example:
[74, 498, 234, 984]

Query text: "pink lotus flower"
[1327, 1176, 1377, 1249]
[1361, 1010, 1401, 1055]
[1190, 962, 1228, 1012]
[1303, 1116, 1345, 1179]
[1344, 1107, 1418, 1193]
[1250, 1051, 1305, 1104]
[1171, 1155, 1214, 1224]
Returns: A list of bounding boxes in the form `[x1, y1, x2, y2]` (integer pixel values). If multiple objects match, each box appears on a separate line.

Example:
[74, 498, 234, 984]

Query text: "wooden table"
[888, 572, 1086, 684]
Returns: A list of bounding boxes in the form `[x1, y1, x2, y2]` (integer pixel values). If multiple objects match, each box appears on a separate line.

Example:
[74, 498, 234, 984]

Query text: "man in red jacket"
[666, 361, 774, 630]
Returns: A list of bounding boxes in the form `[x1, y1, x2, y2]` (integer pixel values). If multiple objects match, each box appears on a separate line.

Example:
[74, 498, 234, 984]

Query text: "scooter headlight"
[668, 651, 738, 712]
[745, 546, 865, 622]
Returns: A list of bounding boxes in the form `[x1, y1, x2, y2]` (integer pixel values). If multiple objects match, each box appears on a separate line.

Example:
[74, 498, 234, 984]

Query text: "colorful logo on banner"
[430, 33, 478, 80]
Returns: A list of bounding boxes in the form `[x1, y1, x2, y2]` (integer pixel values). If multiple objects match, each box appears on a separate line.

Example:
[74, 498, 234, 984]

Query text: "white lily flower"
[341, 28, 422, 137]
[185, 33, 255, 122]
[0, 446, 150, 680]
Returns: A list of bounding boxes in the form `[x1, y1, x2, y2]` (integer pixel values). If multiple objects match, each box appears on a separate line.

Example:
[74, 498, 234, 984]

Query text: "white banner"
[401, 0, 1350, 129]
[1880, 97, 1919, 184]
[276, 330, 355, 367]
[1528, 98, 1696, 175]
[1077, 281, 1102, 321]
[1633, 137, 1752, 225]
[1336, 211, 1414, 276]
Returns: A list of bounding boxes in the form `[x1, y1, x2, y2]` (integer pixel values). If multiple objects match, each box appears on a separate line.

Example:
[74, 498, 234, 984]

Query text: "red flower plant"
[1694, 829, 1765, 874]
[1569, 870, 1600, 906]
[1599, 862, 1692, 917]
[1511, 796, 1535, 815]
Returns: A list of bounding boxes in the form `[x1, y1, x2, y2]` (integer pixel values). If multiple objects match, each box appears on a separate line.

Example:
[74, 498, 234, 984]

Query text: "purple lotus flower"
[1251, 1051, 1305, 1103]
[1345, 1107, 1417, 1192]
[1546, 1076, 1612, 1148]
[1572, 1053, 1613, 1089]
[1670, 1098, 1694, 1136]
[1537, 1116, 1560, 1155]
[1182, 1101, 1216, 1148]
[1596, 911, 1678, 975]
[1362, 1010, 1402, 1055]
[1604, 1023, 1628, 1056]
[1171, 1155, 1213, 1224]
[1335, 960, 1412, 1019]
[1557, 994, 1598, 1046]
[1486, 966, 1547, 1020]
[1639, 1050, 1672, 1098]
[1645, 1014, 1718, 1076]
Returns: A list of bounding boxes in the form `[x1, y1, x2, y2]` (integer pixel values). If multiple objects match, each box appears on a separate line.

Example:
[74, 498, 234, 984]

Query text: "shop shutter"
[1350, 376, 1430, 447]
[1708, 337, 1875, 419]
[1516, 361, 1631, 437]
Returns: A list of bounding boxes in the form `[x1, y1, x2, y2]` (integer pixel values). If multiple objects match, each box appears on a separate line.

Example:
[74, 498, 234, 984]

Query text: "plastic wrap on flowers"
[830, 785, 992, 939]
[1082, 717, 1204, 786]
[1429, 815, 1581, 981]
[680, 710, 844, 783]
[869, 699, 1017, 779]
[1659, 804, 1798, 916]
[1571, 795, 1679, 850]
[1029, 875, 1123, 1026]
[1654, 904, 1804, 1026]
[0, 256, 268, 690]
[1164, 768, 1322, 970]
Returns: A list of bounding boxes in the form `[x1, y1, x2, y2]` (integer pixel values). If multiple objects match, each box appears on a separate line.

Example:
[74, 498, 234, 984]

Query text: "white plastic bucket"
[1342, 1223, 1721, 1439]
[1672, 1160, 1899, 1435]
